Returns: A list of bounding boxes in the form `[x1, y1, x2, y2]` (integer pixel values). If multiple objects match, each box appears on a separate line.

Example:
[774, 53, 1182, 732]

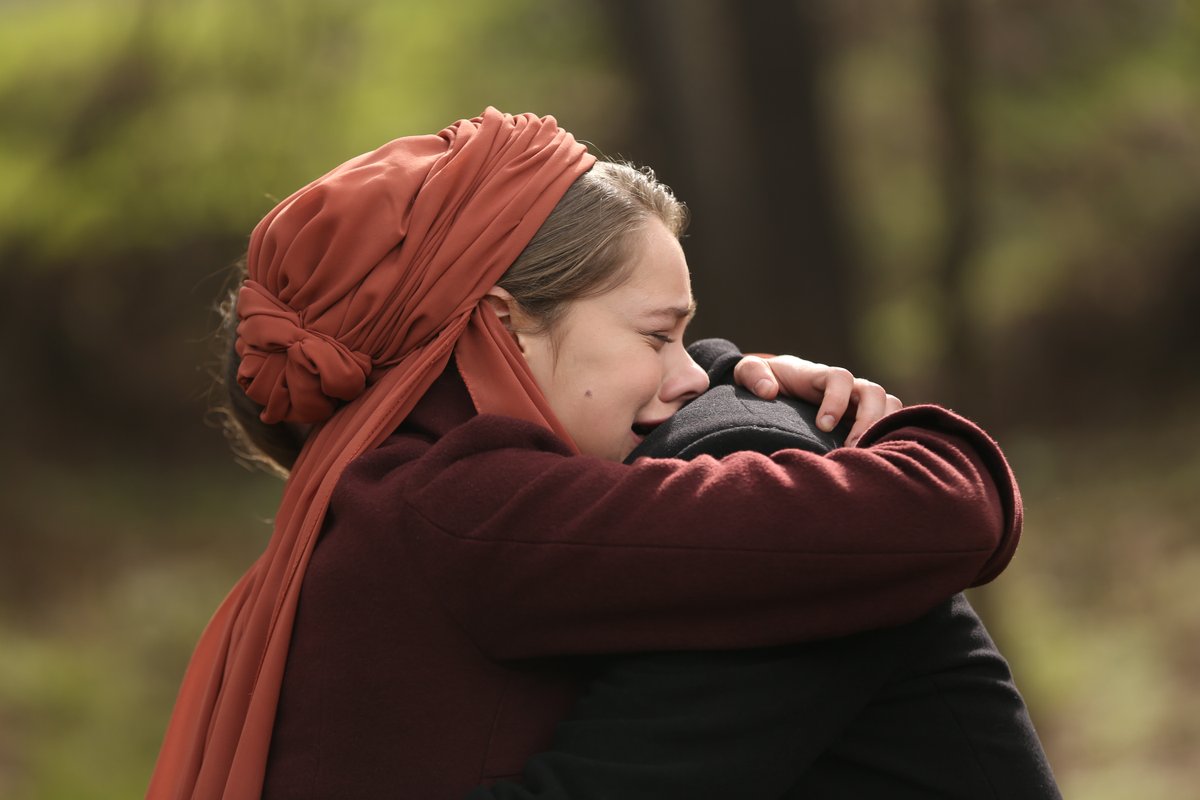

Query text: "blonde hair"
[498, 160, 687, 332]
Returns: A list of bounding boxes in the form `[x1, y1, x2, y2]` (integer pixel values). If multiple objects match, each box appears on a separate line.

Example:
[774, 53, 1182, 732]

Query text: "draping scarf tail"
[148, 322, 463, 799]
[146, 306, 575, 800]
[148, 109, 593, 799]
[145, 573, 253, 800]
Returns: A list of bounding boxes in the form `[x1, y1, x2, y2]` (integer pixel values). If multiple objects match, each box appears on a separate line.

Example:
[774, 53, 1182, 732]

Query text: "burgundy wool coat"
[261, 363, 1021, 799]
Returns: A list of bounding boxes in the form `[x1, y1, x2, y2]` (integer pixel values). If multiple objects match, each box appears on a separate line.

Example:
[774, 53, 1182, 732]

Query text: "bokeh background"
[3, 0, 1198, 797]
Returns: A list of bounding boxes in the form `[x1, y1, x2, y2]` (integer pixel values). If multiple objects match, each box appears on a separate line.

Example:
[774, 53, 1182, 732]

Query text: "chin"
[575, 430, 640, 462]
[620, 432, 646, 461]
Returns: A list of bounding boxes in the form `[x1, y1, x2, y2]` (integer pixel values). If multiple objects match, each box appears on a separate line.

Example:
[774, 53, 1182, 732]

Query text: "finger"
[885, 393, 903, 415]
[733, 355, 779, 399]
[813, 366, 854, 431]
[846, 380, 886, 445]
[758, 355, 822, 403]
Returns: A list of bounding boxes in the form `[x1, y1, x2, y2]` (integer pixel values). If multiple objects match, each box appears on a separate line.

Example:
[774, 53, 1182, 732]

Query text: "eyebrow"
[642, 300, 698, 323]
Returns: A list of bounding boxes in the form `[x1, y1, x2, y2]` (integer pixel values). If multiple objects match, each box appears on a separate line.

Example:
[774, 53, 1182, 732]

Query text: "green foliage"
[833, 1, 1200, 376]
[0, 454, 280, 798]
[992, 407, 1200, 800]
[0, 0, 617, 265]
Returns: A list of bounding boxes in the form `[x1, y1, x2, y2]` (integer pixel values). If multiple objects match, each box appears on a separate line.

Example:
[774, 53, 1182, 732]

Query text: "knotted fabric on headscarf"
[147, 108, 595, 799]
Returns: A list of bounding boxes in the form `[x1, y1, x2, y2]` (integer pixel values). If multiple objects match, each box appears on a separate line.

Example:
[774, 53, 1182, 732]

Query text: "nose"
[660, 345, 710, 406]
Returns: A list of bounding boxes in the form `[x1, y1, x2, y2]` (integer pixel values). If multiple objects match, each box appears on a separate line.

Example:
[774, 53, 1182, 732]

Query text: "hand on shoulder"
[732, 354, 902, 446]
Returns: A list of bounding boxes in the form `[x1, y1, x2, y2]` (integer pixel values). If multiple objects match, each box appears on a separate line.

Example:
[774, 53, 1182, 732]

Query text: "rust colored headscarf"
[148, 108, 595, 799]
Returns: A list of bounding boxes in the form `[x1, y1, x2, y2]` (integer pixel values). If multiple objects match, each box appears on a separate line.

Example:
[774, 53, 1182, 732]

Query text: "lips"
[631, 418, 669, 438]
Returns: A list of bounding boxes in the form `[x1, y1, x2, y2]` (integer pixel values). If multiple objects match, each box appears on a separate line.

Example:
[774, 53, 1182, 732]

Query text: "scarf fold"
[148, 108, 595, 799]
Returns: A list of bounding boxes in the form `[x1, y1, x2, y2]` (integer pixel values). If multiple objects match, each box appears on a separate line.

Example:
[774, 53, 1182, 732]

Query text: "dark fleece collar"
[627, 338, 849, 462]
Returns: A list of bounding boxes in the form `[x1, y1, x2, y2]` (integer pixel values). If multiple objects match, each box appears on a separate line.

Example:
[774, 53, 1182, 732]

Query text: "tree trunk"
[931, 0, 982, 411]
[601, 0, 860, 366]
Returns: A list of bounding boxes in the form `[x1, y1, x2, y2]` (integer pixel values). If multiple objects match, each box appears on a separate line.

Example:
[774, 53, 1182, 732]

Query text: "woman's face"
[519, 219, 710, 461]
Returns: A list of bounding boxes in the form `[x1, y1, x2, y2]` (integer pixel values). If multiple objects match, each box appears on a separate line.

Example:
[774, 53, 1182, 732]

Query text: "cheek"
[552, 340, 662, 429]
[617, 354, 664, 403]
[571, 341, 653, 396]
[573, 356, 654, 417]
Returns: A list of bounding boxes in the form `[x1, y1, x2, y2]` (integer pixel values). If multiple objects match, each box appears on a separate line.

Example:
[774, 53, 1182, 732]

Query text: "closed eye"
[643, 332, 675, 347]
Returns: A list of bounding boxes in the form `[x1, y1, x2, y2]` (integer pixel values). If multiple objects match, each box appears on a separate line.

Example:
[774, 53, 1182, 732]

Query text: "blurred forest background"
[2, 0, 1198, 797]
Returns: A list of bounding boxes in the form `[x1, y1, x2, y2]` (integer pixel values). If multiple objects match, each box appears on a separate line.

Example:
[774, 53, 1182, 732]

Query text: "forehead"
[615, 221, 694, 312]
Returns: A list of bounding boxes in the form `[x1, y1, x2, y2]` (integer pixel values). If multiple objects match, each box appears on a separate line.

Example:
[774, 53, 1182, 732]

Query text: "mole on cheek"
[585, 389, 593, 398]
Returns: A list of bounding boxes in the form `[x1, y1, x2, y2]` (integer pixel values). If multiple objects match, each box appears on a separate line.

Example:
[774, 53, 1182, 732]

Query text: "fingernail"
[819, 414, 835, 431]
[754, 378, 773, 396]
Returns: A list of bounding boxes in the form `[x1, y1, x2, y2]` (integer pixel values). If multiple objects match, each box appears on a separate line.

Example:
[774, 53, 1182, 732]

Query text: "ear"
[482, 285, 517, 329]
[483, 286, 525, 351]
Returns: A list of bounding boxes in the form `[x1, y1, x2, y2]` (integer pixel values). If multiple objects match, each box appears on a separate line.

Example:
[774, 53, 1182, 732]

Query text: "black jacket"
[472, 339, 1059, 800]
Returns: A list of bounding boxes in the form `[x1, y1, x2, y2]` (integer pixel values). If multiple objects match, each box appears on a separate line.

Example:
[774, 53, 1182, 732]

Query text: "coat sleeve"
[396, 404, 1021, 661]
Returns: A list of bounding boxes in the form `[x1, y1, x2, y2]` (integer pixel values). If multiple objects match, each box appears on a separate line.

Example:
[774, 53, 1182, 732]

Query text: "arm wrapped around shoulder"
[854, 403, 1021, 587]
[398, 401, 1021, 659]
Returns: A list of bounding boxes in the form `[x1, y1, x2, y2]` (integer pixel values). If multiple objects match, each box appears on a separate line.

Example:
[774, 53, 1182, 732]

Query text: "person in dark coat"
[472, 338, 1061, 800]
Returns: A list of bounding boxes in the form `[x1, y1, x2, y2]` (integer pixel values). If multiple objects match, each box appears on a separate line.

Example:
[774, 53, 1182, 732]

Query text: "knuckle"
[770, 355, 801, 373]
[740, 355, 767, 369]
[828, 366, 854, 383]
[734, 357, 771, 386]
